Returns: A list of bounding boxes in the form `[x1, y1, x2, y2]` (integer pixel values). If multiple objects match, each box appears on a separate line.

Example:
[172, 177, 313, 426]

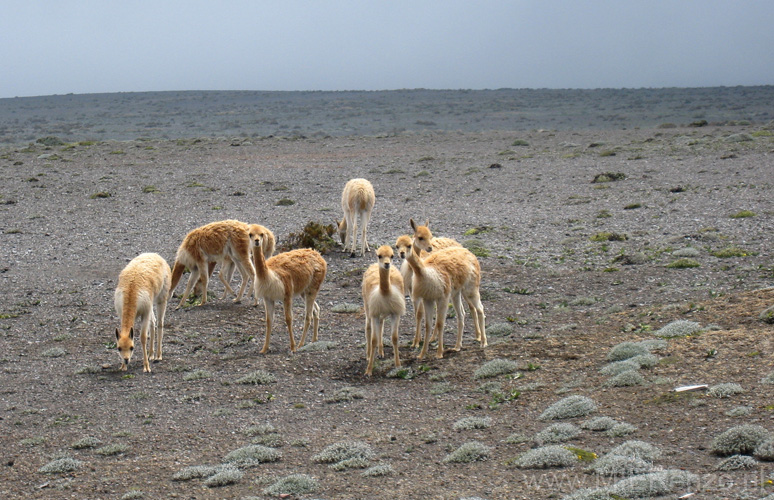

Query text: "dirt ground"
[1, 89, 774, 500]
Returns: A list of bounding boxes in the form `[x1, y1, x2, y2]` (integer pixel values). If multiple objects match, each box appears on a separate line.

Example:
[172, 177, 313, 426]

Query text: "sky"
[1, 1, 773, 99]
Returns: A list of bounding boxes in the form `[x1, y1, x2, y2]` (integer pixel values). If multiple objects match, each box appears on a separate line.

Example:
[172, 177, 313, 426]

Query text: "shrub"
[203, 465, 243, 487]
[715, 454, 757, 471]
[708, 383, 744, 398]
[606, 370, 644, 387]
[760, 306, 774, 324]
[672, 247, 700, 258]
[761, 371, 774, 384]
[581, 417, 619, 431]
[95, 443, 128, 456]
[223, 445, 281, 467]
[637, 338, 667, 351]
[263, 474, 318, 496]
[331, 303, 361, 313]
[183, 369, 211, 381]
[599, 359, 639, 376]
[754, 440, 774, 460]
[243, 423, 276, 436]
[38, 457, 83, 474]
[590, 232, 627, 242]
[463, 239, 490, 258]
[42, 347, 67, 358]
[666, 258, 700, 269]
[539, 395, 597, 420]
[172, 465, 222, 481]
[587, 454, 652, 476]
[591, 172, 626, 183]
[473, 358, 519, 379]
[71, 436, 102, 449]
[534, 423, 580, 444]
[280, 221, 337, 254]
[610, 470, 698, 498]
[235, 370, 276, 385]
[325, 386, 365, 403]
[653, 320, 702, 338]
[606, 423, 637, 437]
[711, 246, 752, 258]
[711, 425, 771, 456]
[513, 445, 577, 469]
[608, 440, 661, 462]
[607, 342, 649, 362]
[628, 353, 659, 369]
[730, 210, 756, 218]
[362, 464, 394, 477]
[512, 139, 530, 147]
[486, 322, 514, 337]
[453, 416, 493, 431]
[313, 441, 374, 468]
[561, 488, 614, 500]
[726, 406, 752, 417]
[443, 441, 491, 463]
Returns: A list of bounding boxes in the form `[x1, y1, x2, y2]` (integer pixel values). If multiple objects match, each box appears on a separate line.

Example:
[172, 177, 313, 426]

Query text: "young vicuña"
[114, 252, 171, 373]
[395, 233, 461, 348]
[361, 245, 406, 376]
[406, 219, 486, 359]
[252, 228, 327, 353]
[337, 178, 375, 256]
[169, 219, 255, 308]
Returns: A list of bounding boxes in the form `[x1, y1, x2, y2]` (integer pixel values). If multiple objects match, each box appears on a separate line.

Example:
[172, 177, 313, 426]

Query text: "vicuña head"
[409, 218, 433, 253]
[116, 327, 135, 369]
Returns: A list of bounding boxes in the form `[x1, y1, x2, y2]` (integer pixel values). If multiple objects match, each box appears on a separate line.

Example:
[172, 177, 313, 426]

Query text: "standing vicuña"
[361, 245, 406, 376]
[169, 219, 256, 308]
[406, 219, 486, 359]
[337, 178, 375, 256]
[114, 253, 171, 373]
[395, 233, 461, 348]
[252, 228, 327, 353]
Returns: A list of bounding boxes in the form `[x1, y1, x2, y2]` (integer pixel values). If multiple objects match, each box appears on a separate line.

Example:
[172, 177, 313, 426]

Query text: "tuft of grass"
[275, 198, 295, 206]
[443, 441, 491, 464]
[654, 320, 702, 338]
[172, 465, 222, 481]
[362, 463, 394, 477]
[607, 342, 649, 362]
[141, 185, 160, 193]
[38, 457, 83, 474]
[623, 203, 641, 210]
[223, 444, 281, 467]
[387, 367, 416, 379]
[730, 210, 756, 218]
[263, 474, 319, 496]
[539, 395, 597, 420]
[42, 347, 67, 358]
[715, 454, 758, 471]
[606, 370, 645, 387]
[666, 258, 700, 268]
[591, 172, 626, 183]
[589, 232, 627, 242]
[608, 440, 661, 461]
[534, 423, 580, 444]
[462, 239, 490, 258]
[486, 322, 514, 337]
[512, 139, 530, 147]
[453, 416, 493, 431]
[331, 303, 361, 313]
[281, 221, 337, 254]
[711, 246, 753, 258]
[606, 423, 638, 437]
[759, 306, 774, 325]
[183, 369, 211, 381]
[513, 445, 577, 469]
[235, 370, 276, 385]
[708, 383, 744, 398]
[313, 441, 374, 469]
[672, 247, 700, 258]
[203, 465, 243, 487]
[89, 191, 112, 199]
[325, 386, 365, 404]
[581, 416, 620, 431]
[72, 436, 102, 449]
[711, 425, 771, 456]
[95, 443, 129, 456]
[587, 454, 651, 476]
[473, 358, 519, 379]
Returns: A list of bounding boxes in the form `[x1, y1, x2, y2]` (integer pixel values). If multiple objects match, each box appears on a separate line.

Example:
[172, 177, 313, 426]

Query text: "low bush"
[540, 395, 597, 420]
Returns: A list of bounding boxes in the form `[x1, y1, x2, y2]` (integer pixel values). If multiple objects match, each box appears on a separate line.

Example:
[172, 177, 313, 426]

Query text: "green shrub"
[607, 342, 649, 362]
[512, 139, 530, 147]
[666, 258, 700, 269]
[715, 454, 757, 471]
[759, 306, 774, 324]
[443, 441, 491, 463]
[608, 440, 661, 461]
[654, 320, 702, 338]
[38, 457, 82, 474]
[591, 172, 626, 183]
[235, 370, 276, 385]
[539, 395, 597, 420]
[513, 445, 577, 469]
[587, 454, 651, 476]
[223, 445, 281, 467]
[711, 425, 771, 456]
[730, 210, 756, 218]
[610, 470, 698, 498]
[711, 246, 753, 258]
[263, 474, 318, 496]
[473, 358, 519, 379]
[463, 239, 490, 258]
[453, 416, 493, 431]
[203, 466, 242, 487]
[534, 423, 580, 444]
[708, 383, 744, 398]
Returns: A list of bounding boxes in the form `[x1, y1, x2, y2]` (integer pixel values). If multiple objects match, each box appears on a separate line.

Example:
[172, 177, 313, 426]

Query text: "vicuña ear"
[129, 327, 134, 340]
[115, 328, 120, 340]
[425, 219, 430, 228]
[410, 218, 417, 231]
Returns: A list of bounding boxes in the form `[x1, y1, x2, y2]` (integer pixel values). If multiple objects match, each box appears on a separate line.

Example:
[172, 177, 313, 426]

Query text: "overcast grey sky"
[1, 1, 772, 98]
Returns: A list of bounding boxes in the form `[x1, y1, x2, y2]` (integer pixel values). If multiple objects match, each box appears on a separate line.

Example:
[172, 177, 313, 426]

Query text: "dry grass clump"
[263, 474, 318, 496]
[325, 386, 365, 403]
[513, 445, 577, 469]
[362, 463, 394, 477]
[609, 470, 698, 498]
[243, 423, 276, 436]
[331, 302, 361, 313]
[708, 382, 744, 398]
[42, 347, 67, 358]
[606, 370, 645, 387]
[607, 342, 649, 361]
[71, 436, 102, 449]
[534, 423, 580, 444]
[653, 320, 702, 338]
[539, 395, 597, 420]
[715, 454, 757, 471]
[443, 441, 491, 463]
[235, 370, 276, 385]
[711, 425, 771, 456]
[587, 454, 652, 476]
[95, 443, 129, 456]
[223, 444, 281, 467]
[172, 465, 223, 481]
[182, 369, 211, 381]
[453, 416, 493, 431]
[313, 441, 374, 469]
[608, 440, 661, 462]
[581, 416, 619, 431]
[473, 358, 519, 379]
[38, 457, 83, 474]
[203, 465, 243, 487]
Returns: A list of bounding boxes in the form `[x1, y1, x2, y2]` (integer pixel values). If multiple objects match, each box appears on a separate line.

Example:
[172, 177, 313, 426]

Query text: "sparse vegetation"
[534, 423, 581, 444]
[591, 172, 626, 183]
[654, 320, 702, 338]
[473, 358, 519, 379]
[590, 232, 627, 242]
[666, 258, 700, 268]
[39, 457, 83, 474]
[715, 454, 757, 471]
[513, 445, 577, 469]
[313, 441, 374, 469]
[281, 221, 337, 254]
[540, 395, 597, 420]
[263, 474, 318, 496]
[711, 425, 771, 456]
[223, 444, 281, 467]
[453, 416, 492, 431]
[235, 370, 276, 385]
[729, 210, 756, 218]
[443, 441, 491, 463]
[708, 383, 744, 398]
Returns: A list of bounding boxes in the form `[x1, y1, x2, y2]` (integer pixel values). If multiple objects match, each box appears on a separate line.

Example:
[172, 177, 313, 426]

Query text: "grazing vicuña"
[114, 253, 171, 372]
[337, 178, 375, 256]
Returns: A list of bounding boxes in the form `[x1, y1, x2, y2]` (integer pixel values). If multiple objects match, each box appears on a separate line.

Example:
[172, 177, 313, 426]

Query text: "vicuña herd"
[114, 178, 487, 375]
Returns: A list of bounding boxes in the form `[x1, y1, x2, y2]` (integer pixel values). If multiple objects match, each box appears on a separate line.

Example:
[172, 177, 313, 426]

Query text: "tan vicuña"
[337, 178, 375, 256]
